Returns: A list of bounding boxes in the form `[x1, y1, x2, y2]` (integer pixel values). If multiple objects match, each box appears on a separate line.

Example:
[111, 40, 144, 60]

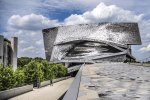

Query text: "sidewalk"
[9, 78, 74, 100]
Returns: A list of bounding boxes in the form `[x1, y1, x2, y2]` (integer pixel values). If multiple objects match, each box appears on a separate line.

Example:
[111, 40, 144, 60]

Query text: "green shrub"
[50, 63, 59, 79]
[17, 57, 32, 68]
[17, 57, 44, 68]
[14, 69, 25, 87]
[41, 61, 67, 80]
[24, 60, 44, 84]
[0, 65, 15, 91]
[56, 64, 67, 77]
[0, 59, 68, 91]
[41, 60, 51, 80]
[50, 63, 67, 78]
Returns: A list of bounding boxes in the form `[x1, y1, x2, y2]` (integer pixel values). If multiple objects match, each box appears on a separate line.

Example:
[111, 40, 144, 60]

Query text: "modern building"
[0, 35, 18, 71]
[42, 23, 141, 64]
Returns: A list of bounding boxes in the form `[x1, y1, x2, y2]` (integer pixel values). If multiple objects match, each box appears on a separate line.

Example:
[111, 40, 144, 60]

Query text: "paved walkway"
[78, 63, 150, 100]
[9, 78, 74, 100]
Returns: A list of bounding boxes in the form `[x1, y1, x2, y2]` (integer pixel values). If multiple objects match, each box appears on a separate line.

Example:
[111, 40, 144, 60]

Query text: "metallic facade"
[42, 23, 141, 63]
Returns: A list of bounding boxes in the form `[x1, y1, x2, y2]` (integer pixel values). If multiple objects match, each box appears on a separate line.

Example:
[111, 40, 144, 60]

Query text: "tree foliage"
[14, 69, 25, 87]
[17, 57, 32, 68]
[0, 65, 15, 91]
[17, 57, 44, 68]
[0, 57, 68, 91]
[50, 63, 67, 78]
[24, 60, 44, 84]
[42, 60, 53, 80]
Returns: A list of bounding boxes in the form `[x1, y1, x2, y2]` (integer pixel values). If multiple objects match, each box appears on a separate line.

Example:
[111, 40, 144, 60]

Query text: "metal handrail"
[62, 64, 84, 100]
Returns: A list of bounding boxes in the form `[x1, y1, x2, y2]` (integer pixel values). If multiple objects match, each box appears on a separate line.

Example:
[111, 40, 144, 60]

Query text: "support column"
[65, 62, 69, 68]
[127, 45, 132, 54]
[0, 35, 4, 65]
[11, 37, 18, 71]
[3, 42, 8, 66]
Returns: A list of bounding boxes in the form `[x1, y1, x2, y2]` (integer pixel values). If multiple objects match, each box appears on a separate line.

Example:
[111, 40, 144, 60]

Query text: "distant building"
[0, 35, 18, 71]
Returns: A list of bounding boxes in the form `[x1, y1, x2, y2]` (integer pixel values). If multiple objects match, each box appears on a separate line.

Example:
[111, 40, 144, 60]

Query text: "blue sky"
[0, 0, 150, 61]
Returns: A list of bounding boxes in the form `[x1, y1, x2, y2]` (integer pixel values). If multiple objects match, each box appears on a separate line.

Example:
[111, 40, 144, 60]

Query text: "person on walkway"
[37, 79, 40, 88]
[50, 79, 53, 86]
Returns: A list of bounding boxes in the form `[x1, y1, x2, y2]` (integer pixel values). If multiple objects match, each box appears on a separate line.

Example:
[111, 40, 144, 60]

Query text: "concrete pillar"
[0, 35, 4, 65]
[3, 42, 8, 66]
[65, 62, 69, 68]
[11, 37, 18, 71]
[127, 45, 132, 54]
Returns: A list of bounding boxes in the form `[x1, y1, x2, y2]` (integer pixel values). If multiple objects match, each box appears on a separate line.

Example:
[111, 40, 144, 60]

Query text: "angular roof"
[42, 23, 141, 62]
[43, 23, 141, 45]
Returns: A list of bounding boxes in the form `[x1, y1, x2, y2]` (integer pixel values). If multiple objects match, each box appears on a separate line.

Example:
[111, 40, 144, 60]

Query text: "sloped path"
[9, 78, 74, 100]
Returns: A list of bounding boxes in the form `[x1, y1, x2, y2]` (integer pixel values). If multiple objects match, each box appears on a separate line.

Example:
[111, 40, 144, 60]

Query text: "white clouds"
[138, 19, 150, 47]
[3, 2, 149, 59]
[21, 46, 35, 52]
[146, 33, 150, 38]
[8, 13, 59, 31]
[64, 3, 143, 25]
[139, 44, 150, 52]
[19, 40, 27, 44]
[5, 14, 55, 58]
[35, 39, 43, 45]
[6, 3, 144, 31]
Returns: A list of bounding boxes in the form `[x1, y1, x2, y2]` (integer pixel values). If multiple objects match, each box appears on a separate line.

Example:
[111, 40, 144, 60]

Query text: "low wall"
[129, 63, 150, 67]
[40, 80, 50, 88]
[63, 64, 84, 100]
[0, 85, 33, 100]
[53, 76, 71, 83]
[40, 76, 71, 87]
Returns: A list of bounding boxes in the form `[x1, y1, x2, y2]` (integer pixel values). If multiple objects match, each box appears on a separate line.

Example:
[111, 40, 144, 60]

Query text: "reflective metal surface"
[42, 23, 141, 62]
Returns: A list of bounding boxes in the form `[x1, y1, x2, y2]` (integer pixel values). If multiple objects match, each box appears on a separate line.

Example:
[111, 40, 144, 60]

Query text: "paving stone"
[77, 63, 150, 100]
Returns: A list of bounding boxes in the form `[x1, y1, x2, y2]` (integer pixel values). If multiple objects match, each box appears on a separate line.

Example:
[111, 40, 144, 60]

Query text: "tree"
[24, 60, 44, 84]
[50, 63, 67, 78]
[0, 59, 68, 91]
[0, 65, 15, 91]
[50, 63, 58, 79]
[34, 57, 44, 63]
[41, 60, 52, 80]
[57, 64, 67, 77]
[17, 57, 32, 68]
[14, 69, 25, 87]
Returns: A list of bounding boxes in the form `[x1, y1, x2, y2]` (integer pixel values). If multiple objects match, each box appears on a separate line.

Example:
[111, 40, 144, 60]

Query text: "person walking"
[50, 79, 53, 86]
[37, 79, 40, 88]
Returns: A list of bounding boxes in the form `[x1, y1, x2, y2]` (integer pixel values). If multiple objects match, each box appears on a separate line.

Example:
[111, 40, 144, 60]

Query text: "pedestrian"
[50, 79, 53, 86]
[37, 79, 40, 88]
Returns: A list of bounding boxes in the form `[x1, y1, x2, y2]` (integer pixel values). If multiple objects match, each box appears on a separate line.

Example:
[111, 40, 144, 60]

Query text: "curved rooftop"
[43, 23, 141, 45]
[42, 23, 141, 62]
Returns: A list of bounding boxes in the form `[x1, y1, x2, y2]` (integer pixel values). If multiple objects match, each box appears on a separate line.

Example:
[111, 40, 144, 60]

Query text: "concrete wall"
[53, 76, 71, 83]
[0, 35, 4, 64]
[0, 36, 18, 70]
[11, 37, 18, 71]
[40, 80, 50, 87]
[0, 85, 33, 100]
[40, 76, 71, 88]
